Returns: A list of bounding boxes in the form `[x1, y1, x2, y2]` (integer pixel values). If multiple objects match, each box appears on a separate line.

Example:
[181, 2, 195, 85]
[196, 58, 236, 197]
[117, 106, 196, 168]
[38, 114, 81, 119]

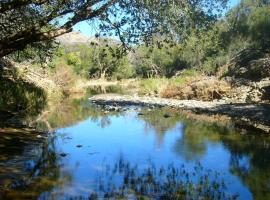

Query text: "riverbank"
[1, 55, 270, 134]
[89, 94, 270, 133]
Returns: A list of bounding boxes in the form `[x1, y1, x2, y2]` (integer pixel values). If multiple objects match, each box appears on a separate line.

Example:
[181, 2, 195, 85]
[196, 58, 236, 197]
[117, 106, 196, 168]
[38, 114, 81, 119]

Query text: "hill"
[56, 32, 96, 45]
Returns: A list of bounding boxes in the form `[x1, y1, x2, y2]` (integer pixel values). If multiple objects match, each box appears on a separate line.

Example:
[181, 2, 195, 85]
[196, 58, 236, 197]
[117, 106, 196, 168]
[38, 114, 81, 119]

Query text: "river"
[0, 87, 270, 200]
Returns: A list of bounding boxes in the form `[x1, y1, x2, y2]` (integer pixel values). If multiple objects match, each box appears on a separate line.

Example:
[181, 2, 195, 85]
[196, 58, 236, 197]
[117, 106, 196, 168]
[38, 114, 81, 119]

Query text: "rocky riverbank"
[89, 94, 270, 133]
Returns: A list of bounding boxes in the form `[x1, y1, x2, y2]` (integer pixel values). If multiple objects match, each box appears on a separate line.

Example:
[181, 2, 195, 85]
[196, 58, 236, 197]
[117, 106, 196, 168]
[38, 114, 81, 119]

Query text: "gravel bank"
[89, 94, 270, 133]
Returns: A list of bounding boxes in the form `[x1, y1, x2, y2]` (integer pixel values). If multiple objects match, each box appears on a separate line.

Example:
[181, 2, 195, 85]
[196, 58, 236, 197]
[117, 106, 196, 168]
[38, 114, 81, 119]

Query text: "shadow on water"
[0, 135, 72, 200]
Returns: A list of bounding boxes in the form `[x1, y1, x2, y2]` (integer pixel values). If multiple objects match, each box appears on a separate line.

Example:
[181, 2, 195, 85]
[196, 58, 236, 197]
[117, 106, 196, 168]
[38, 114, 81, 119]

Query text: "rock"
[104, 105, 121, 111]
[60, 153, 68, 157]
[76, 144, 83, 148]
[228, 78, 270, 103]
[230, 57, 270, 81]
[138, 112, 144, 115]
[122, 107, 127, 111]
[88, 152, 99, 155]
[261, 85, 270, 101]
[163, 114, 171, 118]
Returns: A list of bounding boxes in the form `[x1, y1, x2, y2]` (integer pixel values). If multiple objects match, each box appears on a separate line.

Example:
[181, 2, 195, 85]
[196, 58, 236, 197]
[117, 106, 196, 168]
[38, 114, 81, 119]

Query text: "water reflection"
[223, 135, 270, 200]
[0, 95, 270, 199]
[136, 108, 235, 161]
[30, 89, 126, 131]
[0, 133, 66, 199]
[90, 156, 237, 200]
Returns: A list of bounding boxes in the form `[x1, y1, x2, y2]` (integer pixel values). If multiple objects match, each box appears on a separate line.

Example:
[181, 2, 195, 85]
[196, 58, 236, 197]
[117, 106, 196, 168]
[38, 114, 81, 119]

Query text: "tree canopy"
[0, 0, 228, 58]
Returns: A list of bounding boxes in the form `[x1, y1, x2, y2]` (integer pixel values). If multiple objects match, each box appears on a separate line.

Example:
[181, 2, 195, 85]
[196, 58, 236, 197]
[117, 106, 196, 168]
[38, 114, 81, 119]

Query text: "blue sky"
[72, 0, 240, 37]
[229, 0, 241, 7]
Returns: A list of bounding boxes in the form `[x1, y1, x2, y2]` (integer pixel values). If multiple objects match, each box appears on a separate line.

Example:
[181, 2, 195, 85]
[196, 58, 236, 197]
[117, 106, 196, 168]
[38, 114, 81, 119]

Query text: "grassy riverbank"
[0, 56, 268, 118]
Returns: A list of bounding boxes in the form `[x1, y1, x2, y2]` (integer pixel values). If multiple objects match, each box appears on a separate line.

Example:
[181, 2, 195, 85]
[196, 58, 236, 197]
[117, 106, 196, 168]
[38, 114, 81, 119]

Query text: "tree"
[90, 44, 132, 79]
[0, 0, 228, 58]
[226, 0, 270, 51]
[133, 43, 184, 78]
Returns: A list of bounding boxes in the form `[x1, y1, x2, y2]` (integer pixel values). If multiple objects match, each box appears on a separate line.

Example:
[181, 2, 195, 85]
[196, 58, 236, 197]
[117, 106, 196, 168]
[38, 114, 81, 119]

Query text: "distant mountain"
[56, 32, 96, 45]
[56, 31, 121, 46]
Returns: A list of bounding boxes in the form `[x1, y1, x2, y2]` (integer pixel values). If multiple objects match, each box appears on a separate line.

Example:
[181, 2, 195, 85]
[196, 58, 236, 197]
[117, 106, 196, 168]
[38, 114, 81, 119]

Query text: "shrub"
[51, 63, 76, 93]
[66, 52, 82, 66]
[160, 76, 231, 101]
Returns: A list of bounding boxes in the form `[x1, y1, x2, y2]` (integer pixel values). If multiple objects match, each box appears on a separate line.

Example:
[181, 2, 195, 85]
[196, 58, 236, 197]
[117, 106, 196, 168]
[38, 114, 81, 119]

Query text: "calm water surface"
[0, 90, 270, 199]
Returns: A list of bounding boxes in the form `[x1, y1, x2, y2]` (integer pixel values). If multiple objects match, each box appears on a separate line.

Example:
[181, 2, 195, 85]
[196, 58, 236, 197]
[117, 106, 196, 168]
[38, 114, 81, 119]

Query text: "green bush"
[48, 0, 269, 80]
[66, 52, 82, 66]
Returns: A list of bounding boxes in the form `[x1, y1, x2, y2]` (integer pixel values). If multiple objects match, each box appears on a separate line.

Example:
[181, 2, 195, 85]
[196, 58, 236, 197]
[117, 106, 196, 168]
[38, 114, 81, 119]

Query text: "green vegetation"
[0, 0, 225, 57]
[2, 0, 268, 77]
[0, 60, 46, 117]
[137, 72, 197, 95]
[0, 1, 269, 198]
[33, 0, 269, 83]
[62, 44, 134, 80]
[133, 0, 270, 76]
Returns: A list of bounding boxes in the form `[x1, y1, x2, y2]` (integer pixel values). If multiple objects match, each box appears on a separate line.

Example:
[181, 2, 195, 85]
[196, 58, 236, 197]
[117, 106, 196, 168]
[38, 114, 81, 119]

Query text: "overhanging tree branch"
[62, 0, 118, 30]
[0, 0, 228, 58]
[0, 0, 119, 57]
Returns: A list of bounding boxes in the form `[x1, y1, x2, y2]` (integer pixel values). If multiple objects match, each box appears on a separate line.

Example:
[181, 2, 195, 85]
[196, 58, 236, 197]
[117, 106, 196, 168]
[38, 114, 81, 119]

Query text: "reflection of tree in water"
[173, 131, 206, 161]
[137, 108, 231, 159]
[87, 156, 237, 200]
[175, 120, 270, 200]
[175, 118, 270, 200]
[137, 108, 183, 147]
[98, 116, 111, 128]
[32, 97, 123, 131]
[3, 94, 270, 200]
[138, 108, 270, 199]
[0, 135, 72, 199]
[222, 134, 270, 200]
[173, 121, 232, 161]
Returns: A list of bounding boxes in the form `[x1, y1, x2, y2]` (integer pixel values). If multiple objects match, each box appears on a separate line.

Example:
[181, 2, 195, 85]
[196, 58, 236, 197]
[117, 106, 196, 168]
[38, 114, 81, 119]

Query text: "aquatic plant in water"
[86, 158, 239, 200]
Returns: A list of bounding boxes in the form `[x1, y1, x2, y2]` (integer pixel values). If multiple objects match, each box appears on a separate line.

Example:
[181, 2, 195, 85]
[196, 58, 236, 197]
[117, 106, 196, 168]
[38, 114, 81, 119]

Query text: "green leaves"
[0, 0, 229, 57]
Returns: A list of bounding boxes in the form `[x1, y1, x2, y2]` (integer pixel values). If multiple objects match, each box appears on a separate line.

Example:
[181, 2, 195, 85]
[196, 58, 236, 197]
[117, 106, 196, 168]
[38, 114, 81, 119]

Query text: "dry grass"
[160, 76, 231, 101]
[50, 62, 76, 93]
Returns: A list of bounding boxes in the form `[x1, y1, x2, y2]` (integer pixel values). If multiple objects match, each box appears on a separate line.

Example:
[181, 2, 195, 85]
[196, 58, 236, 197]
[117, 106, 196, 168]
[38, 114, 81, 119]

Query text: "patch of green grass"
[137, 69, 199, 96]
[138, 78, 170, 95]
[167, 77, 188, 86]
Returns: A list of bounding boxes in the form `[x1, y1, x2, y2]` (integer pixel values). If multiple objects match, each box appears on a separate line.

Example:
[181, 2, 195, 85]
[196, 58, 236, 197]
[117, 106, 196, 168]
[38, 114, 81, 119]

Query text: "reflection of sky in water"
[51, 111, 252, 200]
